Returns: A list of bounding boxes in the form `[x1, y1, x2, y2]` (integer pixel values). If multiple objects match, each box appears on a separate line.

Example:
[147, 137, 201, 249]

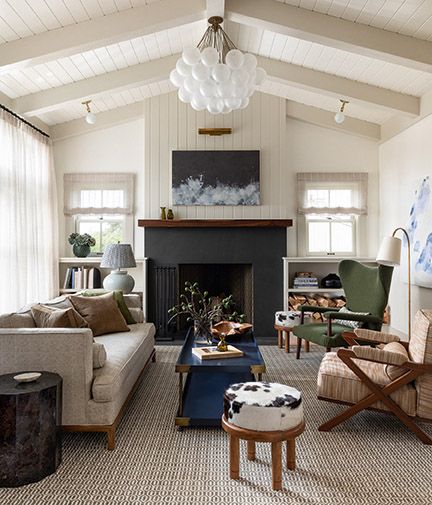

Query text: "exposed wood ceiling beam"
[286, 101, 380, 141]
[0, 0, 206, 75]
[50, 102, 144, 141]
[226, 0, 432, 73]
[257, 56, 419, 117]
[16, 53, 417, 118]
[15, 55, 178, 117]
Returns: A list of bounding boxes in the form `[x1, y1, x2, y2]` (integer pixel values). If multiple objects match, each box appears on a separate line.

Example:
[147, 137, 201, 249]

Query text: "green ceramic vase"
[72, 244, 91, 258]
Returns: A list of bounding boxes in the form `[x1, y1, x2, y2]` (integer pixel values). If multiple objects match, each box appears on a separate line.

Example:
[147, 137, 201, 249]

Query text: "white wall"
[53, 118, 145, 257]
[379, 114, 432, 334]
[52, 93, 379, 260]
[285, 118, 379, 256]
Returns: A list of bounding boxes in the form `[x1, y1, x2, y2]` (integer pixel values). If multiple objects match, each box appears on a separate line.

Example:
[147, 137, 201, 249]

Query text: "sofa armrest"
[0, 328, 94, 425]
[353, 328, 400, 344]
[351, 345, 408, 366]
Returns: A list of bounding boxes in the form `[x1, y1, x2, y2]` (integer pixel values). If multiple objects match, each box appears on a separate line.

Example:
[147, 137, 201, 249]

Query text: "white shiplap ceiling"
[0, 0, 432, 134]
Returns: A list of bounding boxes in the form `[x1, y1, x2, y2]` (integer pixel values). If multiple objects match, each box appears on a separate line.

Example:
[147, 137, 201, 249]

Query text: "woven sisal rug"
[1, 346, 431, 504]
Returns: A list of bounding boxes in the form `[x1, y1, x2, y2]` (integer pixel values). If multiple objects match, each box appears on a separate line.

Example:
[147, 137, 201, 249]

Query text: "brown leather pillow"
[69, 292, 130, 337]
[31, 304, 88, 329]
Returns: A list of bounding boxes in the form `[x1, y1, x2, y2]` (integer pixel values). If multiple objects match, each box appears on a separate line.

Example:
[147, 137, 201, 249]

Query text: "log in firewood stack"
[289, 293, 346, 322]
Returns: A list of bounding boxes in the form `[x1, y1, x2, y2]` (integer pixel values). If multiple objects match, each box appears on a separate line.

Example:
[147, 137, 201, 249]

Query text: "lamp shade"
[100, 244, 136, 269]
[376, 236, 402, 266]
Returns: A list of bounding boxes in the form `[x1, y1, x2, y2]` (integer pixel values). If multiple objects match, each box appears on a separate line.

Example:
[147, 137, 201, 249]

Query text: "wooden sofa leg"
[152, 351, 156, 363]
[107, 427, 116, 450]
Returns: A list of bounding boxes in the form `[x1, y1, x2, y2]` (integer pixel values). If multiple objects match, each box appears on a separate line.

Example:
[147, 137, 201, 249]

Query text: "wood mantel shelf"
[138, 219, 293, 228]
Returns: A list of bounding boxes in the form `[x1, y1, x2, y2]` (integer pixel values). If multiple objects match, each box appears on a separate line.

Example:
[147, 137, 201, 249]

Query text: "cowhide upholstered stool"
[222, 382, 305, 491]
[274, 311, 310, 354]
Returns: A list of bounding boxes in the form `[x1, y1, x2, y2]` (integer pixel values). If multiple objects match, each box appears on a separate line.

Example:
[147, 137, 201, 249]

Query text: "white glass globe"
[169, 69, 183, 87]
[243, 53, 257, 71]
[231, 68, 248, 85]
[233, 84, 248, 98]
[85, 112, 96, 124]
[334, 111, 345, 124]
[182, 47, 201, 66]
[200, 79, 217, 98]
[192, 62, 210, 82]
[191, 95, 208, 111]
[239, 97, 249, 109]
[176, 58, 192, 77]
[254, 67, 267, 86]
[201, 47, 219, 67]
[224, 97, 242, 109]
[222, 107, 232, 114]
[207, 98, 224, 114]
[178, 87, 192, 103]
[226, 49, 244, 70]
[217, 80, 234, 98]
[183, 75, 200, 94]
[212, 63, 230, 83]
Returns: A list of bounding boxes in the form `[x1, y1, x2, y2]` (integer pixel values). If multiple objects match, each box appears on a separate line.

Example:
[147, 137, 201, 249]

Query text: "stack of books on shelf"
[293, 272, 319, 289]
[63, 267, 101, 290]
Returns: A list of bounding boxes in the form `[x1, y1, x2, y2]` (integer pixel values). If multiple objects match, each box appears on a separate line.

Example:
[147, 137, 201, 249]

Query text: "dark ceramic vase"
[72, 244, 90, 258]
[321, 273, 342, 288]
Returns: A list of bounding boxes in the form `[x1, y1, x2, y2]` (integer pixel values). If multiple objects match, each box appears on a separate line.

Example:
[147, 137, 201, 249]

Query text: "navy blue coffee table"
[175, 328, 266, 427]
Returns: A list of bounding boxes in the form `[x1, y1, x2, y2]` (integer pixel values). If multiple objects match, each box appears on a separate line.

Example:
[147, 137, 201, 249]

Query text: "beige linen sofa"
[0, 294, 156, 449]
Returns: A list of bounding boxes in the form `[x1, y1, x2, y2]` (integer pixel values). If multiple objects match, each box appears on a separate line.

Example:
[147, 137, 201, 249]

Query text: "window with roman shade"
[63, 173, 134, 216]
[297, 172, 368, 216]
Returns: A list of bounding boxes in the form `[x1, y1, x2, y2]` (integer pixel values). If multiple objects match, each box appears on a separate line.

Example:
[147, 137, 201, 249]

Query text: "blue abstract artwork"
[407, 176, 432, 287]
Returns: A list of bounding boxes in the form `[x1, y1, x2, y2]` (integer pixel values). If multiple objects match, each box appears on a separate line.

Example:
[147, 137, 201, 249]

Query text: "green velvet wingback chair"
[293, 260, 393, 359]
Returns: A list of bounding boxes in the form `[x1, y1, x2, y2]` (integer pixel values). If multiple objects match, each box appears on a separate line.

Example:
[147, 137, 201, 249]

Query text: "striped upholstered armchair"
[316, 309, 432, 444]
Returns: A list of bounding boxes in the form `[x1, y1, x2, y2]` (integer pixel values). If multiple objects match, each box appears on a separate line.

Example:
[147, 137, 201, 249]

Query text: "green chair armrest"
[300, 305, 340, 314]
[323, 312, 382, 324]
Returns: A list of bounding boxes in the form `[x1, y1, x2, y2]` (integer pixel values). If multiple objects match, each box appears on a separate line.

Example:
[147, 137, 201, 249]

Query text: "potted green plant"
[168, 281, 245, 344]
[68, 233, 96, 258]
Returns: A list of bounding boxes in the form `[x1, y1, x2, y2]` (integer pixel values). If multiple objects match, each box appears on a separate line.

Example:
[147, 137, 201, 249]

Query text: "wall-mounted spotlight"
[82, 100, 96, 124]
[334, 99, 349, 124]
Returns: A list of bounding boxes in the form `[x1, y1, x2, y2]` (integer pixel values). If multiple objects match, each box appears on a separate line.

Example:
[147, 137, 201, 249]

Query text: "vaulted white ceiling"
[1, 0, 431, 139]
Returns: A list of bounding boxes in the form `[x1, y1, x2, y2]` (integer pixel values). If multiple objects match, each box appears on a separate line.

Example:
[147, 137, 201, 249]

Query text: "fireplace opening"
[177, 263, 253, 333]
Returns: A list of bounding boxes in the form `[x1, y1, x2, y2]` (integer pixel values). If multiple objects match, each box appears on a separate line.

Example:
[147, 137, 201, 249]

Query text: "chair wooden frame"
[318, 332, 432, 445]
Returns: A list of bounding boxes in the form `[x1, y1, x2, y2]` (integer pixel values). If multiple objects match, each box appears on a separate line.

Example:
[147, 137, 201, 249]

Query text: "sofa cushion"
[382, 341, 410, 381]
[31, 304, 88, 328]
[70, 292, 130, 337]
[0, 311, 35, 328]
[317, 351, 417, 417]
[80, 289, 136, 324]
[92, 323, 155, 403]
[93, 342, 107, 369]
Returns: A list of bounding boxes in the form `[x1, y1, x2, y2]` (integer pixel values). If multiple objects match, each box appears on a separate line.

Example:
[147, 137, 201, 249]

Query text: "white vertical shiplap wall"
[143, 91, 288, 219]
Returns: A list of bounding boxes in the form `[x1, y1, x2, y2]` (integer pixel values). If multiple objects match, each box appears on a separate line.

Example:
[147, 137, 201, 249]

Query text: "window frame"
[303, 214, 357, 257]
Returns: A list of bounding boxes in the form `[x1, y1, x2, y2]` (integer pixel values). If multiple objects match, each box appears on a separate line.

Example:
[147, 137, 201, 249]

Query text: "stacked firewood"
[289, 294, 346, 322]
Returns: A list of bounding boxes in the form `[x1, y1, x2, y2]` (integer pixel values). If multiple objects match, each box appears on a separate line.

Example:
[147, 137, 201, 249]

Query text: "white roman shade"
[297, 172, 368, 215]
[64, 173, 134, 216]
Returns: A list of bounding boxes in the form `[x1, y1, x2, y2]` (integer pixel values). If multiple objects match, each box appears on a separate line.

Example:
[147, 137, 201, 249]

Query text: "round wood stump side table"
[222, 416, 305, 491]
[0, 372, 62, 487]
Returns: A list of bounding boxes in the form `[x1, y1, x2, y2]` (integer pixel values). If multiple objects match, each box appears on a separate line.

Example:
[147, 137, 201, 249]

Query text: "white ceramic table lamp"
[376, 228, 411, 339]
[101, 243, 137, 294]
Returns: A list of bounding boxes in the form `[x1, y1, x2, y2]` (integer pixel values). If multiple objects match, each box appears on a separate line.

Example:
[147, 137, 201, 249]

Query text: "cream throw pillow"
[69, 292, 130, 337]
[93, 342, 107, 369]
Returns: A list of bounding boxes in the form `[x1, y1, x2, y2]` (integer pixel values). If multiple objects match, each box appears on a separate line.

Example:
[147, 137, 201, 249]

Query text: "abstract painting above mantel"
[172, 150, 260, 206]
[407, 176, 432, 288]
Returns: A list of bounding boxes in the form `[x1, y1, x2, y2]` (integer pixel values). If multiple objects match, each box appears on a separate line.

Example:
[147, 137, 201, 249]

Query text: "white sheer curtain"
[0, 108, 58, 313]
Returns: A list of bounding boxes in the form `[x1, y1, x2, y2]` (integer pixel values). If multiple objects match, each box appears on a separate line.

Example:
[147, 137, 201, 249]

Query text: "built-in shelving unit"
[58, 257, 148, 298]
[282, 256, 377, 311]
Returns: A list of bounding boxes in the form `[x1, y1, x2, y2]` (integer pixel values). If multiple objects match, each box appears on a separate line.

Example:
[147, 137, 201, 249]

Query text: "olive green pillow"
[79, 289, 136, 325]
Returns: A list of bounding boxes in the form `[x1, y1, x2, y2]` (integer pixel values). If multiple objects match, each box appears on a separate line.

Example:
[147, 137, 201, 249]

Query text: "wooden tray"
[192, 345, 244, 360]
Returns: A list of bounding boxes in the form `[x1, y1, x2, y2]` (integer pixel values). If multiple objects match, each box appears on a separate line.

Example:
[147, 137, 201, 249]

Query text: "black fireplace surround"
[145, 226, 286, 340]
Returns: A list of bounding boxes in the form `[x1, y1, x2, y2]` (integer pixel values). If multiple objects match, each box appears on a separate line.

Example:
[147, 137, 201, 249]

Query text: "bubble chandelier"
[169, 16, 267, 114]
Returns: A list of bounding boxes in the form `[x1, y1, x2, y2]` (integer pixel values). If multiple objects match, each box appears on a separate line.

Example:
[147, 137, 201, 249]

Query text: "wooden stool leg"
[285, 330, 290, 353]
[286, 438, 296, 470]
[296, 337, 302, 359]
[305, 340, 310, 352]
[277, 330, 282, 348]
[271, 441, 282, 491]
[230, 435, 240, 480]
[247, 440, 256, 461]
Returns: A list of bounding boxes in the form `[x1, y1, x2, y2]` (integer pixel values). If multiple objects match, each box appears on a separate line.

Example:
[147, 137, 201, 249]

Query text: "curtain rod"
[0, 103, 50, 138]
